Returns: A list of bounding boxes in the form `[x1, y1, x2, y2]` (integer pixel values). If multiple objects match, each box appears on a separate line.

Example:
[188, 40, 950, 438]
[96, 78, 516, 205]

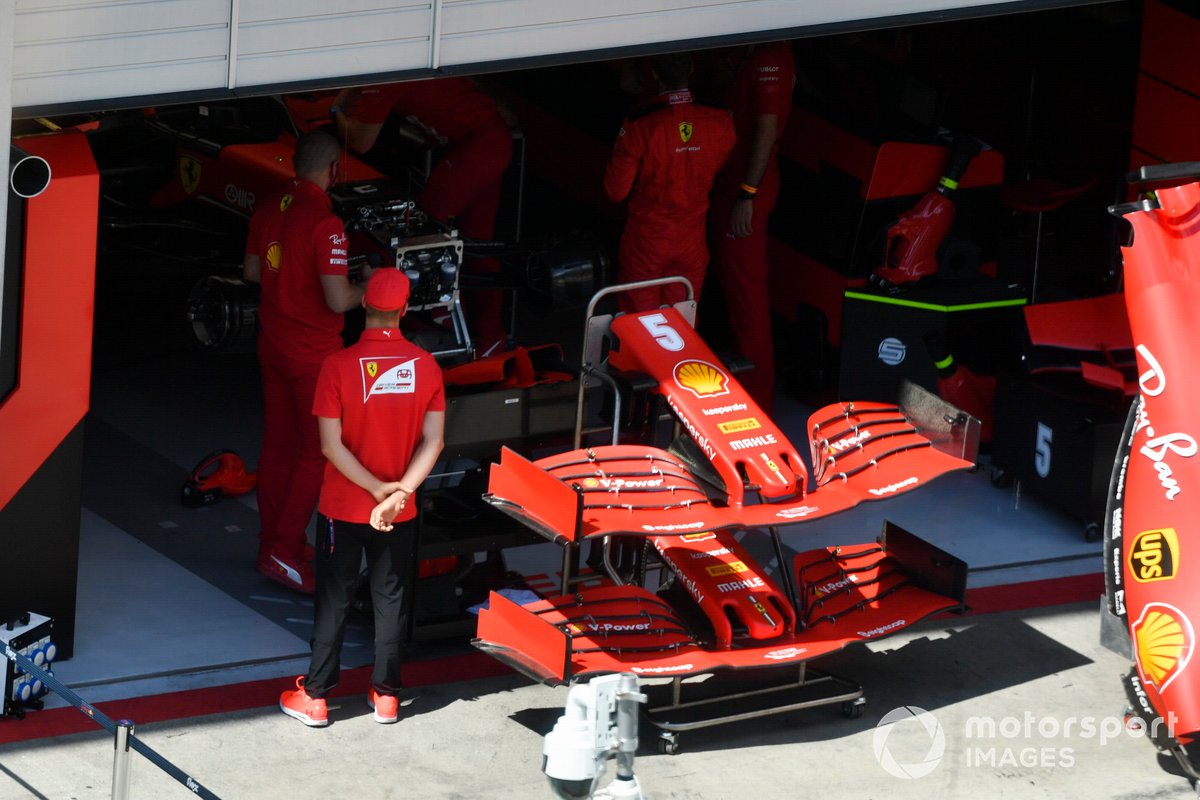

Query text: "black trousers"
[304, 514, 415, 698]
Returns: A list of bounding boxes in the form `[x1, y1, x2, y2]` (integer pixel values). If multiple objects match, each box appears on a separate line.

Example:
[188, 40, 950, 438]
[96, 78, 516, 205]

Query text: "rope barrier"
[2, 642, 223, 800]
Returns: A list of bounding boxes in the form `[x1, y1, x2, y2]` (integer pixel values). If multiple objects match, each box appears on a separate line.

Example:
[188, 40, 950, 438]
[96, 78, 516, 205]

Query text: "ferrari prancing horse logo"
[366, 361, 378, 378]
[180, 156, 201, 195]
[678, 122, 693, 144]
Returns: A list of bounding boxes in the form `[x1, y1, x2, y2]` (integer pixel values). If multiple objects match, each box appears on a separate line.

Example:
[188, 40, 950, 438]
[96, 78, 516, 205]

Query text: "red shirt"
[247, 179, 349, 363]
[347, 77, 503, 144]
[721, 42, 796, 182]
[312, 328, 445, 524]
[603, 90, 736, 230]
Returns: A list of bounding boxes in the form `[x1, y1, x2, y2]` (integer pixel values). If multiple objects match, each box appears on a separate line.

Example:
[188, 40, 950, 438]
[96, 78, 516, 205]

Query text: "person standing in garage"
[243, 130, 372, 594]
[708, 41, 796, 415]
[332, 77, 515, 354]
[280, 267, 445, 727]
[603, 51, 736, 313]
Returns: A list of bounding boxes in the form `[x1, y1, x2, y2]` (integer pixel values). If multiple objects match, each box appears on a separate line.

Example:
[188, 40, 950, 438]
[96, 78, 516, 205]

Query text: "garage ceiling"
[12, 0, 1112, 117]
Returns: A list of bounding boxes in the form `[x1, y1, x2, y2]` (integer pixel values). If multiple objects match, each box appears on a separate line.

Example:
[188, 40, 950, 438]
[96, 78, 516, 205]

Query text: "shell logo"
[674, 360, 729, 398]
[266, 242, 282, 272]
[1133, 602, 1194, 691]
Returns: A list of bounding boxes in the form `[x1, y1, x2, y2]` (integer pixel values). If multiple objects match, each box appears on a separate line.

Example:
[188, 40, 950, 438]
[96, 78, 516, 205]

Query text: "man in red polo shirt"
[244, 131, 372, 594]
[604, 51, 736, 313]
[708, 41, 797, 415]
[333, 77, 514, 352]
[280, 268, 445, 727]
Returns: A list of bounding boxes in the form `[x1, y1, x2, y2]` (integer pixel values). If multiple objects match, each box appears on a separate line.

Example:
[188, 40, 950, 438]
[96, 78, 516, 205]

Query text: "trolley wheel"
[1084, 522, 1102, 543]
[657, 732, 680, 755]
[842, 697, 866, 719]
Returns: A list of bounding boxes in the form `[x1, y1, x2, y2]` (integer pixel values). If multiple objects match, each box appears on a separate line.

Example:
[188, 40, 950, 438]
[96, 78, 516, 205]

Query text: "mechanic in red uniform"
[604, 52, 736, 313]
[333, 77, 514, 353]
[280, 268, 445, 727]
[709, 41, 796, 414]
[243, 131, 373, 594]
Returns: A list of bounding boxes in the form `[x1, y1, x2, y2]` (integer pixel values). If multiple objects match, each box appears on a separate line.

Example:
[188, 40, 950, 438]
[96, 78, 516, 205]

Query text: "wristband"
[398, 484, 415, 495]
[737, 183, 757, 201]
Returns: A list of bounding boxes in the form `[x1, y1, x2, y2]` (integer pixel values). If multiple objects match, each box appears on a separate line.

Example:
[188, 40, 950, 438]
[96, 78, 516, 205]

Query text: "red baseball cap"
[364, 268, 410, 311]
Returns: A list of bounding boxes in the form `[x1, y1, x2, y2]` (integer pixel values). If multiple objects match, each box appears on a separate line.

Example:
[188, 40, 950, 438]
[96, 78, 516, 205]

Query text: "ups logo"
[1129, 528, 1179, 583]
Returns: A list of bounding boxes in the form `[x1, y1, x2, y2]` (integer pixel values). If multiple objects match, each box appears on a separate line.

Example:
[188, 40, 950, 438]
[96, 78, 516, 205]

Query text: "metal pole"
[111, 720, 134, 800]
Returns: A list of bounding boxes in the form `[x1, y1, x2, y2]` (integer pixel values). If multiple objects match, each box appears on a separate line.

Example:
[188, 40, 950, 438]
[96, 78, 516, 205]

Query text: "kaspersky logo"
[678, 122, 693, 143]
[1129, 528, 1179, 582]
[180, 156, 201, 195]
[674, 360, 729, 399]
[1133, 602, 1194, 691]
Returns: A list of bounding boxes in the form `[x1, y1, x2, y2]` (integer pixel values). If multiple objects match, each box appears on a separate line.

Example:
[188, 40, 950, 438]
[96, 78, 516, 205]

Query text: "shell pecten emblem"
[674, 360, 729, 399]
[1133, 602, 1194, 691]
[266, 242, 283, 273]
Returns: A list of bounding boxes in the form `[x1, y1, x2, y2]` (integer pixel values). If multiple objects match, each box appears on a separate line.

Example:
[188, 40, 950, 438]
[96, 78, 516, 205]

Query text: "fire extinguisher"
[872, 135, 984, 290]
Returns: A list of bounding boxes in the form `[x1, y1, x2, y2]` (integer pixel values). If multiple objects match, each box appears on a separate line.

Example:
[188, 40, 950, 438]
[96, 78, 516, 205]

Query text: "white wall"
[10, 0, 1085, 114]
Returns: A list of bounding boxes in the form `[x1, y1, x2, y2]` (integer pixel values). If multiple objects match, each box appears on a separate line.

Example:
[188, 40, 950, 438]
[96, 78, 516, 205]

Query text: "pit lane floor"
[3, 601, 1192, 799]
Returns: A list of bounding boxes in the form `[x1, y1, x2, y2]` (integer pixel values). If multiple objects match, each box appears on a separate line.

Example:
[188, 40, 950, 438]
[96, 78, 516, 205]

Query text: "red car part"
[873, 136, 983, 288]
[475, 294, 976, 689]
[1107, 165, 1200, 775]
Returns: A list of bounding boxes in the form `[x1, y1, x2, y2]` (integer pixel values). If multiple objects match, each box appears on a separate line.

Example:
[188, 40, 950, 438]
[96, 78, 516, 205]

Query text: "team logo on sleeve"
[678, 122, 693, 143]
[361, 356, 418, 400]
[280, 194, 294, 212]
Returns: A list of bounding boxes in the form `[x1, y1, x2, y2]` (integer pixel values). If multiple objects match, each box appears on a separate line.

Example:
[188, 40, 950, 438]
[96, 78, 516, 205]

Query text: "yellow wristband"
[738, 182, 758, 195]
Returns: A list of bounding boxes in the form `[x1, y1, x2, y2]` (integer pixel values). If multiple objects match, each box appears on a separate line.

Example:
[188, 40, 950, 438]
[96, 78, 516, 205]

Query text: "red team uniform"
[305, 324, 445, 699]
[348, 78, 513, 345]
[604, 89, 736, 312]
[246, 179, 350, 570]
[711, 42, 796, 413]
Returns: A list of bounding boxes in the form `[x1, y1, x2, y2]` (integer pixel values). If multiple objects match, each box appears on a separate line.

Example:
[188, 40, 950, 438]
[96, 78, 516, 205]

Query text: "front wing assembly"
[474, 522, 966, 685]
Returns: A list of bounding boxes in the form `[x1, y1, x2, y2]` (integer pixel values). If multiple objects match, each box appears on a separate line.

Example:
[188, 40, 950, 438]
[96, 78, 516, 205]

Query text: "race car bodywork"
[1106, 166, 1200, 776]
[474, 295, 976, 719]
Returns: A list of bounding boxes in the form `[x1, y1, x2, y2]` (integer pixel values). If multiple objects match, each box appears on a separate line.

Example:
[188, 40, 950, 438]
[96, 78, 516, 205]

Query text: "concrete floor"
[0, 602, 1192, 800]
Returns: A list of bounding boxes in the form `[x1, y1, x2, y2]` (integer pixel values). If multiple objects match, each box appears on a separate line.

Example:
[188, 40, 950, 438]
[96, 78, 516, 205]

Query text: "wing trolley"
[472, 279, 976, 752]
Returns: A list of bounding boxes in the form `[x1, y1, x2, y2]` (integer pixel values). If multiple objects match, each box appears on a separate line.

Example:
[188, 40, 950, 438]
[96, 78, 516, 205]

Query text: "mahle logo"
[877, 337, 906, 366]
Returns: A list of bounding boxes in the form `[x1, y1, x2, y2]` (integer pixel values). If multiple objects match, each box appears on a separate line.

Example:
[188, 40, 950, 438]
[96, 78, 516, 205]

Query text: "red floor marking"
[0, 651, 511, 745]
[962, 572, 1105, 616]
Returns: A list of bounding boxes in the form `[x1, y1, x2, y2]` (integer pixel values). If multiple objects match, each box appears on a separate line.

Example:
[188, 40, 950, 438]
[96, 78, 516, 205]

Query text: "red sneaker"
[280, 677, 328, 727]
[367, 688, 399, 724]
[258, 551, 315, 594]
